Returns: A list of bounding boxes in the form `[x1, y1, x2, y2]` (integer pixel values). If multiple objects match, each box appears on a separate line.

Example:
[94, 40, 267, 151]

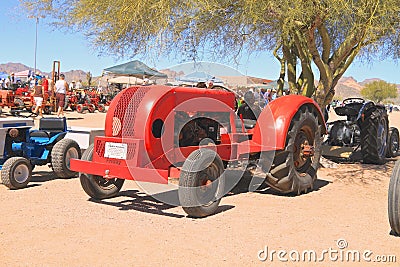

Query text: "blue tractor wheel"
[1, 157, 32, 189]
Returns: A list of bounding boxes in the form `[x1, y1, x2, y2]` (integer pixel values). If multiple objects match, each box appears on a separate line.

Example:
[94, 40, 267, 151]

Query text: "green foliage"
[20, 0, 400, 107]
[361, 80, 398, 103]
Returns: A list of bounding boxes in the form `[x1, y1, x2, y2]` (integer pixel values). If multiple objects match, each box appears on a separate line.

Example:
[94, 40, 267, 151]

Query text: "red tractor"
[71, 85, 325, 217]
[74, 90, 106, 113]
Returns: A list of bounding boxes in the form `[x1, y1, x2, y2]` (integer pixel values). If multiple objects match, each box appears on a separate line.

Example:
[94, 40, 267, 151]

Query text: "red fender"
[251, 95, 326, 151]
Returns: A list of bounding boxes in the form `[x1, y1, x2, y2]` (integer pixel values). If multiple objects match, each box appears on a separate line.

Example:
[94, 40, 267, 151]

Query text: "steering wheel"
[342, 98, 365, 105]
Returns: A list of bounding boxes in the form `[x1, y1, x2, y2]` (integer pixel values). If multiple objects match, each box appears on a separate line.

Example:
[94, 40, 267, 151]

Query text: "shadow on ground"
[87, 169, 330, 218]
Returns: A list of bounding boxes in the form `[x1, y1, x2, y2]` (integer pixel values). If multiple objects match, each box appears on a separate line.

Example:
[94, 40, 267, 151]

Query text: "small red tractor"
[71, 85, 325, 217]
[73, 90, 106, 113]
[0, 89, 30, 113]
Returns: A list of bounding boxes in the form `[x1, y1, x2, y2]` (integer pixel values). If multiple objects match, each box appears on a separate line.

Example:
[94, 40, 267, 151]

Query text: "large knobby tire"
[179, 148, 225, 218]
[79, 144, 125, 199]
[388, 160, 400, 236]
[387, 127, 399, 158]
[266, 106, 322, 194]
[51, 139, 81, 178]
[1, 157, 32, 189]
[361, 109, 388, 164]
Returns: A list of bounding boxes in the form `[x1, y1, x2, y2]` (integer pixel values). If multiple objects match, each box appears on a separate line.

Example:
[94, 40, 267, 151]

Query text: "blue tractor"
[0, 117, 81, 189]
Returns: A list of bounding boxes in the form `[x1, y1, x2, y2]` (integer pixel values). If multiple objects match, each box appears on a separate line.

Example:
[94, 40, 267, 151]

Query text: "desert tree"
[20, 0, 400, 107]
[361, 80, 398, 103]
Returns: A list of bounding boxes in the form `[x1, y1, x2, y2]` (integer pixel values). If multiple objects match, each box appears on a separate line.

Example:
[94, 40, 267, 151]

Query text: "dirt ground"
[1, 108, 400, 266]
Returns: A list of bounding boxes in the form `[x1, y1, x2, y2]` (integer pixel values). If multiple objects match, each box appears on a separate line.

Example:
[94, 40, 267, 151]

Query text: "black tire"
[79, 144, 125, 199]
[43, 106, 52, 115]
[388, 160, 400, 236]
[14, 98, 25, 109]
[1, 157, 32, 189]
[76, 104, 84, 113]
[361, 109, 388, 164]
[51, 139, 81, 178]
[30, 105, 36, 113]
[179, 148, 225, 218]
[266, 106, 322, 194]
[387, 127, 399, 158]
[87, 104, 95, 113]
[97, 104, 106, 113]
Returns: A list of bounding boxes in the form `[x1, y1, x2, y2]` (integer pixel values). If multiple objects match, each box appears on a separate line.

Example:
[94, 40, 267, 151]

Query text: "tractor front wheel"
[1, 157, 32, 189]
[266, 106, 322, 194]
[387, 127, 399, 158]
[51, 139, 81, 178]
[79, 144, 125, 199]
[76, 104, 84, 113]
[179, 148, 225, 218]
[389, 160, 400, 236]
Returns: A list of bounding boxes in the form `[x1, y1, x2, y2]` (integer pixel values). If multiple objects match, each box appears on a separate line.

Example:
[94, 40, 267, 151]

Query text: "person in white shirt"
[4, 77, 10, 89]
[75, 80, 82, 89]
[55, 73, 68, 117]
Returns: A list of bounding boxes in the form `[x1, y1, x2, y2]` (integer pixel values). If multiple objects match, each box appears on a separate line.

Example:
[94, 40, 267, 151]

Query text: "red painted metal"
[251, 95, 326, 150]
[71, 85, 324, 184]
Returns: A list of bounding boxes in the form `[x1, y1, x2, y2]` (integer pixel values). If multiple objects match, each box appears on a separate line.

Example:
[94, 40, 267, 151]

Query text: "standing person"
[41, 75, 49, 109]
[75, 79, 82, 90]
[55, 73, 68, 117]
[70, 81, 76, 91]
[10, 72, 17, 89]
[237, 91, 262, 120]
[4, 76, 10, 89]
[32, 81, 45, 117]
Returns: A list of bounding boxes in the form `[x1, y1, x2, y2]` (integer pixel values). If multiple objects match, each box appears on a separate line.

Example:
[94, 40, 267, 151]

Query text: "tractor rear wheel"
[79, 144, 125, 199]
[387, 127, 399, 158]
[1, 157, 32, 189]
[388, 160, 400, 236]
[51, 139, 81, 178]
[266, 106, 322, 194]
[361, 109, 388, 164]
[76, 104, 84, 113]
[179, 148, 225, 218]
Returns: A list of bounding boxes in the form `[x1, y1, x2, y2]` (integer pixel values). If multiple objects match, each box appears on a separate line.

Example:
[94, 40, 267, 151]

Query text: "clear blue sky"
[1, 1, 399, 83]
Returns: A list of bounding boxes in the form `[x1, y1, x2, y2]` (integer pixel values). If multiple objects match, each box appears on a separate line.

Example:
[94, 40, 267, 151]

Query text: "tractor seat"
[30, 117, 67, 139]
[243, 119, 257, 129]
[334, 106, 358, 117]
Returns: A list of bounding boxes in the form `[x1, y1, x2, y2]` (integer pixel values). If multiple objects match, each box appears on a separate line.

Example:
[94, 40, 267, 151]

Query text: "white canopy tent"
[108, 76, 144, 85]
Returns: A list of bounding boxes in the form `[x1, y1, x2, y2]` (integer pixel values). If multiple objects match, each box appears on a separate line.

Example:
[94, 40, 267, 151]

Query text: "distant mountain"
[334, 77, 400, 103]
[2, 62, 400, 102]
[0, 62, 89, 83]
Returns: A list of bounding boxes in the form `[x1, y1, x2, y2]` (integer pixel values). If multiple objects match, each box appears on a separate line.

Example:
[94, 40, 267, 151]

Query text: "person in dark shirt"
[237, 90, 261, 120]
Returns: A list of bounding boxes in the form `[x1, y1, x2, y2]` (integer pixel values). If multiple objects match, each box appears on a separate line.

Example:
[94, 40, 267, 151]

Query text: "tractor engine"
[325, 120, 360, 147]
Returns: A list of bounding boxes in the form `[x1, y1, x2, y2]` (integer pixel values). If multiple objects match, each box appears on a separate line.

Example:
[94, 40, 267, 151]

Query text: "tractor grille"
[95, 139, 137, 160]
[111, 87, 150, 137]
